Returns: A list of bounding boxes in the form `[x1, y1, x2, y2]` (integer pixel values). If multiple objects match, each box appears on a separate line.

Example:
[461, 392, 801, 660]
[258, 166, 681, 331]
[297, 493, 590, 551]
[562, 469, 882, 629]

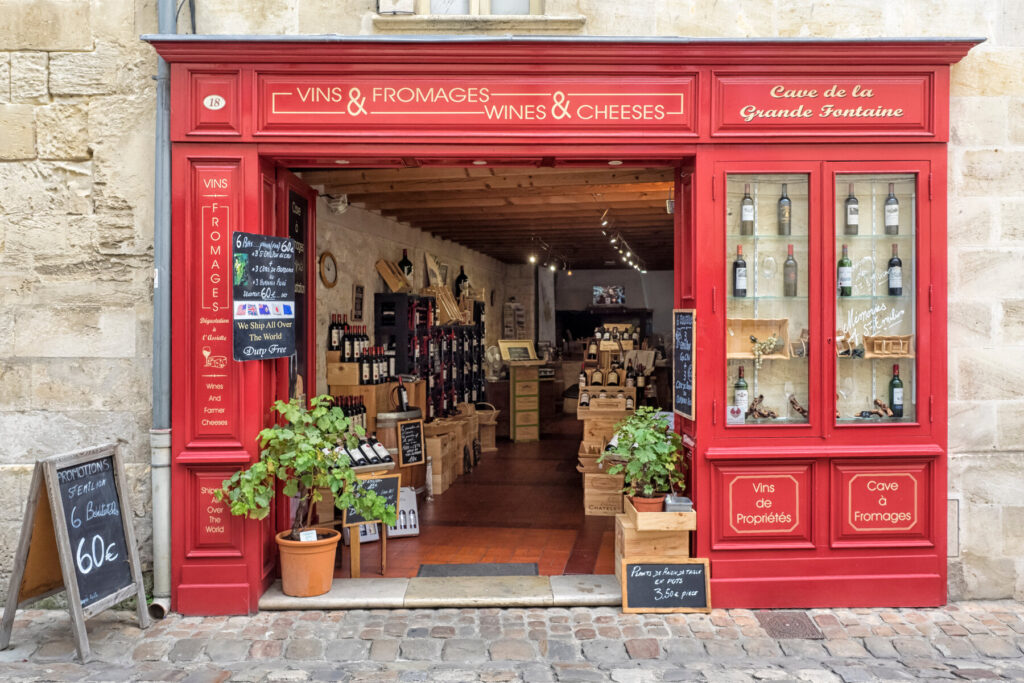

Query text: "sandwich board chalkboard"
[342, 474, 401, 527]
[397, 419, 425, 467]
[620, 556, 711, 614]
[0, 444, 149, 661]
[672, 309, 696, 420]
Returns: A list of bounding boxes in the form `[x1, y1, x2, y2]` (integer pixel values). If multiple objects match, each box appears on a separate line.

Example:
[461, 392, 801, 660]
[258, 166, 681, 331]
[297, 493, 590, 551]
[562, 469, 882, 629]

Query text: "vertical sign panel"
[673, 309, 696, 420]
[190, 163, 243, 444]
[231, 231, 296, 361]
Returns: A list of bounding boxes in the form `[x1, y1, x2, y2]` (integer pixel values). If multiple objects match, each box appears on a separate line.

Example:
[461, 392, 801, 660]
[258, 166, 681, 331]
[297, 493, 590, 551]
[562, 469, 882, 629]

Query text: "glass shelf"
[731, 295, 808, 302]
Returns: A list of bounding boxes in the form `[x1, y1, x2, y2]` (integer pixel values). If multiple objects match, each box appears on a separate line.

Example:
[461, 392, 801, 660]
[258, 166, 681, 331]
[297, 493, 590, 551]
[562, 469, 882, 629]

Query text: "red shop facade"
[145, 36, 979, 615]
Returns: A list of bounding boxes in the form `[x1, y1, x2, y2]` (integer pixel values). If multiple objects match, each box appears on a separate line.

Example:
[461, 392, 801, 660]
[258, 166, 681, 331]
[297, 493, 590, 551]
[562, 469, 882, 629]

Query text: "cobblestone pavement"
[2, 601, 1023, 681]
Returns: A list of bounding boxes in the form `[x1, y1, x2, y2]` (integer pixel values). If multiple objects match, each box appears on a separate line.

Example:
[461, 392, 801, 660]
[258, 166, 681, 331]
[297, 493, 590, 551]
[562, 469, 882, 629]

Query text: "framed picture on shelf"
[352, 284, 364, 321]
[498, 339, 538, 361]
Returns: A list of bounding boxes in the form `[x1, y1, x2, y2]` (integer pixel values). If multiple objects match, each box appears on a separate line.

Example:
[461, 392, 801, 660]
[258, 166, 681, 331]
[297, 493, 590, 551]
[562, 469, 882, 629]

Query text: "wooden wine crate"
[577, 405, 633, 421]
[581, 383, 636, 398]
[375, 259, 411, 293]
[479, 423, 497, 453]
[582, 416, 622, 443]
[725, 318, 791, 360]
[578, 440, 605, 458]
[863, 334, 915, 358]
[615, 516, 690, 559]
[624, 498, 697, 532]
[583, 472, 624, 516]
[426, 434, 455, 494]
[326, 362, 360, 386]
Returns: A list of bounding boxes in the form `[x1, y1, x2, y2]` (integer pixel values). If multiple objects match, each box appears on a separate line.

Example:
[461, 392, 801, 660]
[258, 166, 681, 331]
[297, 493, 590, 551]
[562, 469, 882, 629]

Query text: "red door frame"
[155, 38, 976, 615]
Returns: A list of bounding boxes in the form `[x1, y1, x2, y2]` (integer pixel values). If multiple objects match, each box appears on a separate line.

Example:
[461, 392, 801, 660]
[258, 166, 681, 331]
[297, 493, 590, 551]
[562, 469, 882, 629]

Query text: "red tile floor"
[334, 416, 616, 579]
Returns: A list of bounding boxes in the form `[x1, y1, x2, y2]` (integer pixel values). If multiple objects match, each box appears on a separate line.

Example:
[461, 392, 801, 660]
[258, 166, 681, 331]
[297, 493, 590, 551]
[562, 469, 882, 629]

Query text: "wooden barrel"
[376, 409, 425, 490]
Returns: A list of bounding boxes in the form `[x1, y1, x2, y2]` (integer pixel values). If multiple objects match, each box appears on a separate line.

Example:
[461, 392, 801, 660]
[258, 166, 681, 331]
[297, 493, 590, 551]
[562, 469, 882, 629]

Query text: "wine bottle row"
[729, 242, 902, 297]
[332, 434, 395, 468]
[738, 182, 900, 236]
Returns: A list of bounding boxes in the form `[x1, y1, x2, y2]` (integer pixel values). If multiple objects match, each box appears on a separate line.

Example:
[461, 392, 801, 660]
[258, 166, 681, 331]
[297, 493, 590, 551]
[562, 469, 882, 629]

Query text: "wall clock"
[319, 251, 338, 288]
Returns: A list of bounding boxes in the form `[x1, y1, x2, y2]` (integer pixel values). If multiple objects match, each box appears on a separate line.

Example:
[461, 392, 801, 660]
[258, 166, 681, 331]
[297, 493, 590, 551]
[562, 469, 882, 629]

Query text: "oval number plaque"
[203, 94, 226, 111]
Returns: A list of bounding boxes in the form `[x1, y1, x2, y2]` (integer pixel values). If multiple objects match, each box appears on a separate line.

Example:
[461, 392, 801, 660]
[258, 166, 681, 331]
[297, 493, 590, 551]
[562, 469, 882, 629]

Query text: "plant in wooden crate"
[215, 395, 397, 597]
[598, 406, 685, 513]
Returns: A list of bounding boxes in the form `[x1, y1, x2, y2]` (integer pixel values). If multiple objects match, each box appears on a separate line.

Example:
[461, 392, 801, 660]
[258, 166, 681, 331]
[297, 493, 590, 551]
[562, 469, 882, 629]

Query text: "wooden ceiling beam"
[362, 190, 671, 211]
[302, 165, 670, 187]
[321, 171, 674, 196]
[382, 200, 668, 218]
[346, 182, 672, 205]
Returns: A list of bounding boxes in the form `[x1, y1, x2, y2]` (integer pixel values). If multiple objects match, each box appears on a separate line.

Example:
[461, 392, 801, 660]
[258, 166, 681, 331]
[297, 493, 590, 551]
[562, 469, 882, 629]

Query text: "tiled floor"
[334, 416, 616, 579]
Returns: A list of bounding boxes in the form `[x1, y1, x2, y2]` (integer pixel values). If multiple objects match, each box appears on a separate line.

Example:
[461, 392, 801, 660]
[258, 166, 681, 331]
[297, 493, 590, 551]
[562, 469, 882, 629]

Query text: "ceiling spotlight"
[621, 256, 627, 263]
[641, 269, 647, 274]
[626, 251, 632, 258]
[599, 209, 610, 226]
[334, 159, 350, 165]
[610, 236, 618, 244]
[528, 254, 537, 264]
[472, 160, 487, 165]
[549, 263, 556, 272]
[567, 269, 573, 276]
[608, 160, 623, 166]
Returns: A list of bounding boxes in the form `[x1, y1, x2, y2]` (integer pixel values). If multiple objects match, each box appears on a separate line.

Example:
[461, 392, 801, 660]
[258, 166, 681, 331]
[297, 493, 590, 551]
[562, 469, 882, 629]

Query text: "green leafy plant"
[597, 406, 686, 498]
[215, 395, 397, 540]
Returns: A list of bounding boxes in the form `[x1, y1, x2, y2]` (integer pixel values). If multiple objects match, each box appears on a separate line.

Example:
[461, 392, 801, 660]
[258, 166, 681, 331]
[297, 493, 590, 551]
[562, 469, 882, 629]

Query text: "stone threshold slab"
[258, 574, 621, 610]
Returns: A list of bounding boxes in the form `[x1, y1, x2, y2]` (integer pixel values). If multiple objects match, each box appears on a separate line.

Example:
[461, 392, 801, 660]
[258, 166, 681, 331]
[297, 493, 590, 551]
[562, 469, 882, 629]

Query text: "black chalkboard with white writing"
[232, 231, 296, 362]
[398, 419, 424, 467]
[621, 558, 710, 613]
[343, 474, 401, 527]
[673, 309, 696, 420]
[56, 456, 133, 608]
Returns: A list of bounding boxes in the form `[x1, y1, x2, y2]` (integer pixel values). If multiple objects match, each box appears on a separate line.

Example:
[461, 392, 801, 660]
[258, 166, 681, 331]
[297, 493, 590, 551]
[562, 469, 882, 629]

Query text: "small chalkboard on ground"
[398, 419, 424, 467]
[0, 444, 149, 661]
[621, 556, 711, 614]
[343, 474, 401, 527]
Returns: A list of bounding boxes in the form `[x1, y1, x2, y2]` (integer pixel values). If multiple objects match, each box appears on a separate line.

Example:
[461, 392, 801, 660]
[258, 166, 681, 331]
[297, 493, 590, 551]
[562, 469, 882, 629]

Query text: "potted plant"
[597, 406, 686, 512]
[215, 395, 397, 597]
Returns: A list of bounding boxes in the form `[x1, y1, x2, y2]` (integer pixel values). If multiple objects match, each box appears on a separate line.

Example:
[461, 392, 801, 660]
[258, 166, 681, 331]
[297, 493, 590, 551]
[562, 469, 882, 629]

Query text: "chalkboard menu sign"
[343, 474, 401, 527]
[621, 557, 711, 614]
[398, 419, 425, 467]
[673, 309, 696, 420]
[232, 231, 296, 362]
[1, 445, 149, 662]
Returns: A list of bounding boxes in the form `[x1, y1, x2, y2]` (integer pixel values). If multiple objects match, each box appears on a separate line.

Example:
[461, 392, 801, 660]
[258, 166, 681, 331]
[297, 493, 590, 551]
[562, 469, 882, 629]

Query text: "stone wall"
[0, 0, 1021, 603]
[0, 0, 159, 601]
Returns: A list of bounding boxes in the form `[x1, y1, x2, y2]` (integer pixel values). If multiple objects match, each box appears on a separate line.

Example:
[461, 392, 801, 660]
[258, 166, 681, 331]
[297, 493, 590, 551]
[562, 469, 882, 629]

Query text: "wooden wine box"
[326, 362, 360, 387]
[426, 433, 455, 494]
[582, 472, 624, 516]
[614, 515, 691, 581]
[479, 423, 497, 452]
[624, 498, 697, 532]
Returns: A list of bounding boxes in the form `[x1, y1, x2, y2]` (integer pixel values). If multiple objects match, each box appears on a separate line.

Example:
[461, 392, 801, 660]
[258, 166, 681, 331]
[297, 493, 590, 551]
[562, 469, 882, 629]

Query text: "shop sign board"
[343, 474, 401, 527]
[621, 557, 711, 614]
[712, 74, 934, 136]
[832, 461, 931, 546]
[256, 75, 696, 135]
[231, 231, 296, 362]
[0, 445, 149, 662]
[673, 309, 696, 420]
[712, 464, 813, 548]
[398, 419, 425, 468]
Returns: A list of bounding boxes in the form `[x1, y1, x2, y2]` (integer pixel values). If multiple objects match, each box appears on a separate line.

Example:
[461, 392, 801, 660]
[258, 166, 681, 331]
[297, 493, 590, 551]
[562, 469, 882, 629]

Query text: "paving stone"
[581, 638, 628, 663]
[285, 638, 324, 660]
[662, 670, 705, 682]
[132, 639, 174, 661]
[325, 638, 370, 661]
[440, 638, 487, 663]
[778, 639, 828, 658]
[624, 637, 661, 660]
[370, 639, 399, 662]
[399, 638, 442, 661]
[742, 637, 783, 657]
[430, 626, 456, 638]
[663, 637, 707, 661]
[823, 638, 870, 657]
[793, 670, 841, 683]
[207, 638, 251, 662]
[552, 662, 607, 682]
[705, 639, 745, 658]
[168, 638, 208, 663]
[489, 638, 535, 661]
[538, 638, 580, 662]
[969, 634, 1022, 658]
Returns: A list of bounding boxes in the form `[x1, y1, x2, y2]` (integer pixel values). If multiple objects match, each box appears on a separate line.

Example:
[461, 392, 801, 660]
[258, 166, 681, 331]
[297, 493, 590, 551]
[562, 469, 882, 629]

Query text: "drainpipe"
[148, 0, 175, 620]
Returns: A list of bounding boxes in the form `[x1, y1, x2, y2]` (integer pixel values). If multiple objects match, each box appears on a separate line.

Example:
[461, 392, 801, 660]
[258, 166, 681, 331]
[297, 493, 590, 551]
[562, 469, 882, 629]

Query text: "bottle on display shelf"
[625, 394, 635, 410]
[453, 266, 469, 300]
[631, 327, 640, 344]
[346, 443, 368, 467]
[889, 364, 904, 418]
[606, 362, 620, 386]
[636, 364, 646, 389]
[598, 388, 608, 399]
[398, 248, 414, 282]
[733, 244, 747, 298]
[360, 351, 371, 385]
[370, 348, 381, 385]
[591, 366, 604, 386]
[578, 364, 588, 390]
[733, 365, 749, 414]
[837, 244, 853, 297]
[778, 183, 791, 235]
[844, 183, 859, 235]
[586, 337, 599, 360]
[625, 360, 636, 387]
[740, 183, 754, 235]
[612, 327, 620, 342]
[387, 344, 397, 379]
[783, 244, 798, 297]
[888, 244, 903, 296]
[885, 182, 900, 235]
[359, 438, 381, 465]
[328, 314, 340, 351]
[369, 434, 393, 463]
[603, 327, 612, 341]
[579, 387, 590, 407]
[616, 389, 625, 400]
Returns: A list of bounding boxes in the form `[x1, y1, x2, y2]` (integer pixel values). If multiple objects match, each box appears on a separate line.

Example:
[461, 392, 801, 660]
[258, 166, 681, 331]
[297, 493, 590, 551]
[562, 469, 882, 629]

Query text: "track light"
[528, 254, 537, 264]
[567, 269, 573, 276]
[548, 263, 556, 272]
[610, 236, 618, 244]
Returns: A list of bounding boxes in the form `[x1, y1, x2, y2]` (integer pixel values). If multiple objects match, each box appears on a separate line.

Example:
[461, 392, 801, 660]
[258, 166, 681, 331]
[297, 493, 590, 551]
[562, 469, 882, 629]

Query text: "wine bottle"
[603, 328, 611, 341]
[342, 318, 353, 362]
[889, 364, 904, 418]
[359, 439, 381, 465]
[778, 183, 791, 235]
[369, 435, 393, 463]
[360, 350, 371, 385]
[783, 244, 798, 297]
[625, 360, 636, 387]
[625, 394, 635, 410]
[606, 362, 620, 386]
[453, 266, 469, 300]
[733, 245, 747, 298]
[734, 366, 749, 414]
[578, 363, 587, 390]
[398, 248, 413, 281]
[328, 314, 339, 351]
[579, 387, 591, 407]
[888, 244, 903, 296]
[740, 183, 754, 235]
[346, 445, 368, 467]
[636, 364, 646, 389]
[371, 347, 381, 385]
[591, 366, 604, 386]
[587, 338, 598, 360]
[884, 182, 899, 235]
[838, 244, 853, 297]
[844, 183, 859, 235]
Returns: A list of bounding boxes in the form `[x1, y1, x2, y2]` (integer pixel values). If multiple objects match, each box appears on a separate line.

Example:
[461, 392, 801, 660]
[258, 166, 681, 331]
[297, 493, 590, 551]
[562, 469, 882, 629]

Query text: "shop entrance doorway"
[275, 161, 683, 580]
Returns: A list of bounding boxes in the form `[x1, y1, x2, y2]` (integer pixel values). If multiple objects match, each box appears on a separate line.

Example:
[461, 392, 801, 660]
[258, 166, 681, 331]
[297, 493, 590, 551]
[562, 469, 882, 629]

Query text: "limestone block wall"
[0, 0, 1021, 603]
[0, 0, 159, 601]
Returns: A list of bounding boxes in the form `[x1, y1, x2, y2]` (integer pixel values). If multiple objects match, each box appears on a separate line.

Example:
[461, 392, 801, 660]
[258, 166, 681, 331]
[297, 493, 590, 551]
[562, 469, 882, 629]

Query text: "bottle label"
[741, 204, 754, 221]
[846, 205, 859, 226]
[362, 365, 370, 382]
[626, 377, 635, 387]
[372, 441, 391, 459]
[892, 387, 903, 406]
[735, 267, 747, 290]
[779, 205, 791, 222]
[885, 203, 899, 228]
[734, 389, 748, 413]
[838, 266, 853, 288]
[888, 266, 902, 290]
[331, 330, 340, 347]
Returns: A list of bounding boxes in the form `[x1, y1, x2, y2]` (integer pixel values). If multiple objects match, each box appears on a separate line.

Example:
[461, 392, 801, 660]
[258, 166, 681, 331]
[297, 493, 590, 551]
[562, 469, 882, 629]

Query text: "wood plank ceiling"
[300, 166, 675, 270]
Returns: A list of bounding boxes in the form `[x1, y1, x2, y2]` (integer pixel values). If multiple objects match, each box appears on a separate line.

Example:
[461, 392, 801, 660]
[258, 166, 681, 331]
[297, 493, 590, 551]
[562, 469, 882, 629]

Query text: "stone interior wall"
[0, 0, 1020, 602]
[311, 196, 533, 397]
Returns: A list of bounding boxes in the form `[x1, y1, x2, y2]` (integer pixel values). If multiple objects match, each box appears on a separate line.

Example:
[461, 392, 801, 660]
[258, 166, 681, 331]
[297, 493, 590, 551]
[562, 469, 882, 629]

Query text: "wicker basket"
[475, 402, 500, 425]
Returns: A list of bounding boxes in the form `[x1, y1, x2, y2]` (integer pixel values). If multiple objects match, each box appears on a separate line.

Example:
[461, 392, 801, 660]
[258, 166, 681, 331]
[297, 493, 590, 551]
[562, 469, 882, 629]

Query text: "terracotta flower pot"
[276, 528, 340, 597]
[630, 494, 666, 513]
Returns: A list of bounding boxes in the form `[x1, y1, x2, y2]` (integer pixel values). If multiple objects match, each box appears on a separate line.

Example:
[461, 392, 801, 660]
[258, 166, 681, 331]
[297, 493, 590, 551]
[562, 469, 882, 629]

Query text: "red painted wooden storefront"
[146, 36, 978, 615]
